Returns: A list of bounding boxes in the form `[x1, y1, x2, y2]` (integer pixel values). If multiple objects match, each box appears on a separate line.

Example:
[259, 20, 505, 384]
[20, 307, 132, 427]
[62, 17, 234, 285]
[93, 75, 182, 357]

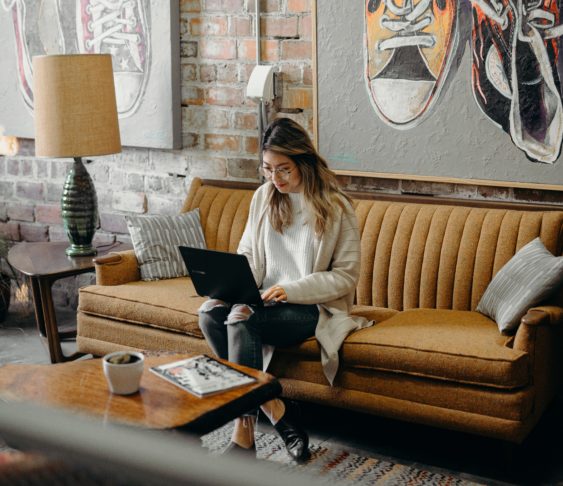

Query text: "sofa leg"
[499, 441, 524, 479]
[501, 441, 516, 468]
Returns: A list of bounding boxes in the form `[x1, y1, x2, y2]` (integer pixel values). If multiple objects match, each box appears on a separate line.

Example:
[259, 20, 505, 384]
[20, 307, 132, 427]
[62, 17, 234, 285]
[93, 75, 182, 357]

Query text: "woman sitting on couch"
[198, 118, 371, 461]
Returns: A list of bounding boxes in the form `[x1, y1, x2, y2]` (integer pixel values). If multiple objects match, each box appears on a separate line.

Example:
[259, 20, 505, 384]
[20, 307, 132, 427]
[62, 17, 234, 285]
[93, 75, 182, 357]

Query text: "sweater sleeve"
[237, 211, 253, 261]
[237, 185, 265, 283]
[283, 205, 360, 305]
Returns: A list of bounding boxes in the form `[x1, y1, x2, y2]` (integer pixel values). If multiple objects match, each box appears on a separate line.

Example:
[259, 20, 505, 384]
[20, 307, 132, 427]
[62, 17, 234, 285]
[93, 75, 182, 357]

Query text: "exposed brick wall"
[339, 176, 563, 206]
[0, 0, 316, 307]
[1, 1, 316, 240]
[0, 0, 562, 309]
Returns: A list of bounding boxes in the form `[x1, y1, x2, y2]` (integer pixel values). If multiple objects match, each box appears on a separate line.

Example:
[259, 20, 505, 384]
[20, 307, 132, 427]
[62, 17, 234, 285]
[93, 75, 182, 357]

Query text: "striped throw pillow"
[477, 238, 563, 333]
[127, 210, 206, 281]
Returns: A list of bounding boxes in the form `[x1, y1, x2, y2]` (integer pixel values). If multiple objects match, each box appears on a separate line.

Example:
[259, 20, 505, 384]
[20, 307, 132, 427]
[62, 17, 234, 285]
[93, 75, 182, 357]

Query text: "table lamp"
[33, 54, 121, 257]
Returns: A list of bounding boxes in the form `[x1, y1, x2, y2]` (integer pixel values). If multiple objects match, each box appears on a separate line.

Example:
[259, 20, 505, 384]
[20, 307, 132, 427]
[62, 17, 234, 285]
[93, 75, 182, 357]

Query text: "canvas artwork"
[470, 1, 563, 164]
[365, 0, 563, 164]
[0, 0, 180, 149]
[316, 2, 563, 187]
[365, 0, 459, 130]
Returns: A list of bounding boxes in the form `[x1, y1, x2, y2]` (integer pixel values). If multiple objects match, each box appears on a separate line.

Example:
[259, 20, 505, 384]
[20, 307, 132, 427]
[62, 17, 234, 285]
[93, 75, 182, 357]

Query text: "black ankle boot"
[273, 400, 310, 462]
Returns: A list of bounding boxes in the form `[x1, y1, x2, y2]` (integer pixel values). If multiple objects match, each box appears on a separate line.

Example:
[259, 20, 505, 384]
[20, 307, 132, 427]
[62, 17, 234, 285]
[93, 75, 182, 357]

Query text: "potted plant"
[0, 236, 17, 322]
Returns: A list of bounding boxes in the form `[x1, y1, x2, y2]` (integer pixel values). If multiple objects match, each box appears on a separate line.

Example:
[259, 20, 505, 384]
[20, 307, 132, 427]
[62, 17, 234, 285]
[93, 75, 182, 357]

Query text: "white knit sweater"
[237, 182, 373, 384]
[261, 192, 316, 291]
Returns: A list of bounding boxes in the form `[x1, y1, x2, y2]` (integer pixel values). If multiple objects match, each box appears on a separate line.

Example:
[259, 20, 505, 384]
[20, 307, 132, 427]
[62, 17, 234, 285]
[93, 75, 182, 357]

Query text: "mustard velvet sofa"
[77, 177, 563, 444]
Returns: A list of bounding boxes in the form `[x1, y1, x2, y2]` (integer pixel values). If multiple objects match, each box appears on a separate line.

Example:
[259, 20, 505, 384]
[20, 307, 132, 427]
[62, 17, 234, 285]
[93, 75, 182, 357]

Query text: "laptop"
[179, 246, 263, 306]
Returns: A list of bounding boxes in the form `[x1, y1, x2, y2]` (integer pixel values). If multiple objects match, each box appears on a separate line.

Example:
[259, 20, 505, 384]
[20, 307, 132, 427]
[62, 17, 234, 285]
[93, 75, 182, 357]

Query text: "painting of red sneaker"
[365, 0, 459, 129]
[471, 0, 563, 163]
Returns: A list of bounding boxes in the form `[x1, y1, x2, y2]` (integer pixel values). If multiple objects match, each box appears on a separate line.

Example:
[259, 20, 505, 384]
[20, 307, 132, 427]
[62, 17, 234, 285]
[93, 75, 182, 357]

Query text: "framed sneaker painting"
[315, 1, 563, 189]
[0, 0, 181, 149]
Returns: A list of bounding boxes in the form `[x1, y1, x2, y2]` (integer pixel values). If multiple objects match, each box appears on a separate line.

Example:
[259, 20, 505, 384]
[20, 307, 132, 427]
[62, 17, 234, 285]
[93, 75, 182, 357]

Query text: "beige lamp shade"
[33, 54, 121, 158]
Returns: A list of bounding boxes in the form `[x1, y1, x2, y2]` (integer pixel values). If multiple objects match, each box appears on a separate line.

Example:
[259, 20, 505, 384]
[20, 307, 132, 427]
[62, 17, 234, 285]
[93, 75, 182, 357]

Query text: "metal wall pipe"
[255, 0, 264, 155]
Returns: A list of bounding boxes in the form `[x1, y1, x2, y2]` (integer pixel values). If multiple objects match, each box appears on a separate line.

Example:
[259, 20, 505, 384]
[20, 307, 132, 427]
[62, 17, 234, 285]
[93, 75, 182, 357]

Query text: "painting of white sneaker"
[365, 0, 459, 129]
[0, 0, 179, 148]
[76, 0, 150, 117]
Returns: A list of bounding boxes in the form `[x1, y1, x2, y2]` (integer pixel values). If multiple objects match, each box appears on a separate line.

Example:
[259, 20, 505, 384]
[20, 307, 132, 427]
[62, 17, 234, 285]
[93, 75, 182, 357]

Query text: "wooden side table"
[7, 241, 131, 364]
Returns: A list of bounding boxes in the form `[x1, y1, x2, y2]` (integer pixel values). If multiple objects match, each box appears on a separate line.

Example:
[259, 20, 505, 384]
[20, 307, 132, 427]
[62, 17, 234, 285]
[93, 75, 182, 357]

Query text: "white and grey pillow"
[127, 210, 206, 281]
[477, 238, 563, 333]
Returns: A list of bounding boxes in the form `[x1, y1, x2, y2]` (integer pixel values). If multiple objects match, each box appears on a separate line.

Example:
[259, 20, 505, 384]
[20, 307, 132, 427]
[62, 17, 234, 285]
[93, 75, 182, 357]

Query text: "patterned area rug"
[201, 424, 483, 486]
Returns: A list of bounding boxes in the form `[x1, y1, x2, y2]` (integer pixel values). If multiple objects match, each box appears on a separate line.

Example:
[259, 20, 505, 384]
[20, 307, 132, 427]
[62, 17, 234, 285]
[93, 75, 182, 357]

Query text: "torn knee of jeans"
[198, 299, 228, 313]
[226, 304, 254, 324]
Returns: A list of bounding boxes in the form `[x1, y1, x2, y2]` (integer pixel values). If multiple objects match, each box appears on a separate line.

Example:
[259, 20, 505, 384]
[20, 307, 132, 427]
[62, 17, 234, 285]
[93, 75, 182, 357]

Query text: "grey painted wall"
[317, 3, 563, 186]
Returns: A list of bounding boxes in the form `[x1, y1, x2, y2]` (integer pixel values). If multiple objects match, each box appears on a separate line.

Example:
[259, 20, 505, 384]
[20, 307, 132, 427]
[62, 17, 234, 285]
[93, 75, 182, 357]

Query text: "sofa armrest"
[93, 250, 141, 286]
[513, 306, 563, 352]
[520, 306, 563, 327]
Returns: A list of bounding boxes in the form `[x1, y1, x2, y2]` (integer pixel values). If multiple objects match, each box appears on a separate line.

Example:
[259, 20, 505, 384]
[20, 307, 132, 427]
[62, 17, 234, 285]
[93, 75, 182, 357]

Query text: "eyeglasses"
[259, 166, 293, 181]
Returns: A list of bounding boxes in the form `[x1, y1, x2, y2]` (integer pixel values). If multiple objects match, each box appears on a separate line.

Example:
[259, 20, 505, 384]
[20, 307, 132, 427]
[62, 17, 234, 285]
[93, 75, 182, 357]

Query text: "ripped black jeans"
[198, 300, 319, 371]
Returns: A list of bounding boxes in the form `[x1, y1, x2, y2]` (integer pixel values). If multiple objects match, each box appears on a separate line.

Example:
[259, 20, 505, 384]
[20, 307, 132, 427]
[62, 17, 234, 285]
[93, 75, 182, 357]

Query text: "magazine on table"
[149, 354, 257, 397]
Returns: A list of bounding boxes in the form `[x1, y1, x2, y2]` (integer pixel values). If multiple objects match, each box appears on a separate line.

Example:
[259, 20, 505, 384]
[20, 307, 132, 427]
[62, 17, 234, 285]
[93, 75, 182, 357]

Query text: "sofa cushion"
[287, 306, 401, 349]
[78, 278, 206, 338]
[350, 305, 399, 323]
[341, 309, 529, 389]
[79, 280, 528, 389]
[477, 237, 563, 333]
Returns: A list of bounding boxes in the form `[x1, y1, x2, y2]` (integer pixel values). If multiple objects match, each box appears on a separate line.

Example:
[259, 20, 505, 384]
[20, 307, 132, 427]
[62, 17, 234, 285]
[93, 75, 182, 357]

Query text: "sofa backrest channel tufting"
[183, 178, 563, 313]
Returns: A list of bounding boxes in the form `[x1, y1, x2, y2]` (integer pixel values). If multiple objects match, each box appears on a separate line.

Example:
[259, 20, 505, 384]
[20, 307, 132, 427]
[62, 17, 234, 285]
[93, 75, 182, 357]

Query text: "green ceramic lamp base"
[61, 157, 99, 258]
[65, 244, 97, 257]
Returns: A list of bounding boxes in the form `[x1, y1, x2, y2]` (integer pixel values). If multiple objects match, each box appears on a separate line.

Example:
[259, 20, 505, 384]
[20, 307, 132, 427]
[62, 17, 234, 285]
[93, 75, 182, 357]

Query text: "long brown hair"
[261, 117, 351, 235]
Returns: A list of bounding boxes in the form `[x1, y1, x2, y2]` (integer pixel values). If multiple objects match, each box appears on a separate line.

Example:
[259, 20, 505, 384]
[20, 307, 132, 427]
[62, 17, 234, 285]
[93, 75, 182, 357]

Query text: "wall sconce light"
[246, 65, 275, 103]
[246, 64, 276, 153]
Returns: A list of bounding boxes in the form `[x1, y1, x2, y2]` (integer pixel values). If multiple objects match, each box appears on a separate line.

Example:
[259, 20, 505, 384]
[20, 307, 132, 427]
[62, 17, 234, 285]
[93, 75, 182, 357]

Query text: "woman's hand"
[261, 285, 288, 303]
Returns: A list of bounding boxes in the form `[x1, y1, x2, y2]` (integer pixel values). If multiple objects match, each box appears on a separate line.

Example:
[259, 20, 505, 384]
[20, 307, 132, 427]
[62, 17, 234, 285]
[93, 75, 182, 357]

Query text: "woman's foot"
[222, 441, 256, 458]
[272, 400, 310, 462]
[223, 415, 256, 457]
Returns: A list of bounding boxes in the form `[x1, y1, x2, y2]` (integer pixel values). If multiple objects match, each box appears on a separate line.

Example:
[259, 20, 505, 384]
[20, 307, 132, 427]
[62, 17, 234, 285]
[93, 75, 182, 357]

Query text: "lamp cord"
[94, 238, 123, 251]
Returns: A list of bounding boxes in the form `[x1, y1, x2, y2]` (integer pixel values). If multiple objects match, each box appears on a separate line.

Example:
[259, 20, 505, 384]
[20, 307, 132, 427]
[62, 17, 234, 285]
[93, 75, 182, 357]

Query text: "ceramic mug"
[102, 351, 145, 395]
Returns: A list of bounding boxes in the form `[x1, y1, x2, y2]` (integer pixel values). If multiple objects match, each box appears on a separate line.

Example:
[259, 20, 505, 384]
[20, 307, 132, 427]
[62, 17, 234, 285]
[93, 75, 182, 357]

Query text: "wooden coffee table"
[0, 354, 281, 435]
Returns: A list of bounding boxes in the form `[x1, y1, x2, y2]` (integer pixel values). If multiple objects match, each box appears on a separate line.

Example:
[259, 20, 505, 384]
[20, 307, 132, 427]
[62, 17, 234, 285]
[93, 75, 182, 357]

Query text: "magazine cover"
[149, 355, 256, 397]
